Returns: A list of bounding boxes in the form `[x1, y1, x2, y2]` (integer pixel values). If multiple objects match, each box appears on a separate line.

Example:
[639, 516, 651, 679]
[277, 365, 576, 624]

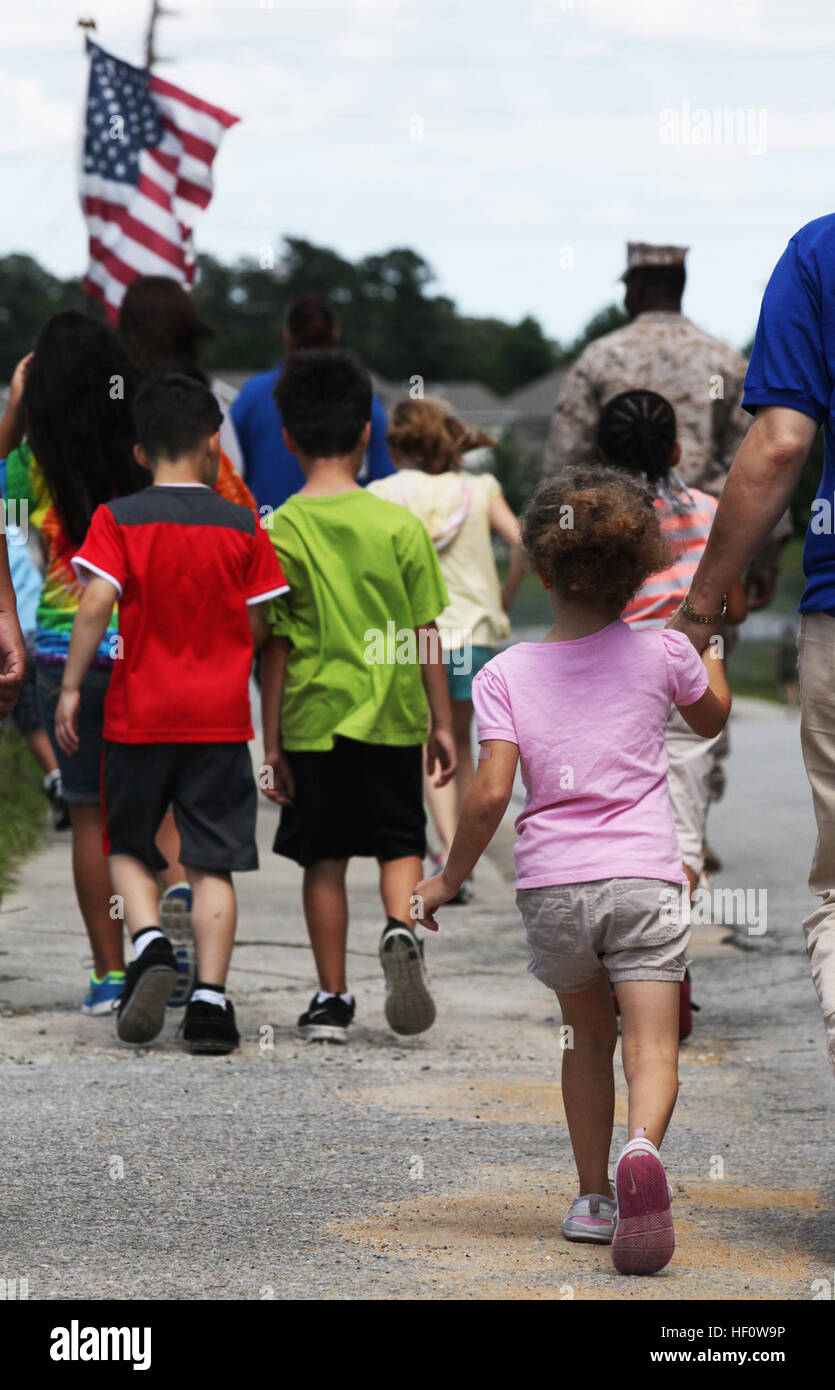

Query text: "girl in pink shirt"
[413, 464, 731, 1276]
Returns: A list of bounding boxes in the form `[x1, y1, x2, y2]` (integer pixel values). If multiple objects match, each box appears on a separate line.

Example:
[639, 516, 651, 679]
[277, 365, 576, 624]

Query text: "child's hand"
[55, 688, 81, 755]
[261, 746, 295, 805]
[411, 872, 455, 932]
[426, 726, 457, 788]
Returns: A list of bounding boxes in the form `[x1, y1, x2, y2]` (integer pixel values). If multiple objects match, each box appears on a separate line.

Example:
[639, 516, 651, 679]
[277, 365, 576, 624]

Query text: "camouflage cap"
[619, 241, 689, 281]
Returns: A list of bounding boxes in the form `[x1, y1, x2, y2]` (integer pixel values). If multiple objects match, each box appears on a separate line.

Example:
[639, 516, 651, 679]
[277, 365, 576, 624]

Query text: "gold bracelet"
[680, 593, 727, 625]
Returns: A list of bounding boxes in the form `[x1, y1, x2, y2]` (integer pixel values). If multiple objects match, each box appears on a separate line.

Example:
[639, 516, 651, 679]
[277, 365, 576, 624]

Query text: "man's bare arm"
[670, 405, 817, 650]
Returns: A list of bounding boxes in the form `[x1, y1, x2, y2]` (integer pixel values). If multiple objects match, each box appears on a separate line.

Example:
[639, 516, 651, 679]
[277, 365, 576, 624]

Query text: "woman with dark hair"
[231, 293, 394, 512]
[119, 274, 216, 374]
[4, 312, 145, 1015]
[119, 275, 247, 483]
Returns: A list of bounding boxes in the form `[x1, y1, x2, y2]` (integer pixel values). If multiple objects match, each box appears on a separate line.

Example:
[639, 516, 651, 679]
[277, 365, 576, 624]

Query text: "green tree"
[0, 255, 87, 379]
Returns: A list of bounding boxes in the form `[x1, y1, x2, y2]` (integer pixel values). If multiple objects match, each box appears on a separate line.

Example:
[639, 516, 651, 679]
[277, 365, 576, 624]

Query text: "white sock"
[316, 990, 353, 1005]
[191, 988, 227, 1009]
[43, 769, 61, 792]
[132, 928, 164, 958]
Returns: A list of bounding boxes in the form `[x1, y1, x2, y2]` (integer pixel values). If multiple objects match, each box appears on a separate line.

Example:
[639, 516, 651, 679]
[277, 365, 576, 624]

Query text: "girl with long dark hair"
[5, 312, 143, 1014]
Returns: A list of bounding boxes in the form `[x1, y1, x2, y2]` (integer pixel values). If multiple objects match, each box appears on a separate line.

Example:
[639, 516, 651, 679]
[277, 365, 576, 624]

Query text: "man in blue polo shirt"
[669, 213, 835, 1076]
[231, 295, 394, 512]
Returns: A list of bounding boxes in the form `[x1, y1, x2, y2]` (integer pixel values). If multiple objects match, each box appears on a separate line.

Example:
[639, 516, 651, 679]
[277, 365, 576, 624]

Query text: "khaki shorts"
[517, 877, 690, 995]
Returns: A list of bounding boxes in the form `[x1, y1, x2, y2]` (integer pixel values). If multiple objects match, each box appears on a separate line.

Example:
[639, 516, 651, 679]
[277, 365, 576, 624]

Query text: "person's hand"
[55, 688, 81, 755]
[260, 746, 295, 805]
[744, 571, 776, 612]
[7, 353, 33, 416]
[0, 610, 25, 719]
[500, 582, 513, 613]
[426, 725, 457, 787]
[411, 871, 456, 932]
[666, 603, 717, 655]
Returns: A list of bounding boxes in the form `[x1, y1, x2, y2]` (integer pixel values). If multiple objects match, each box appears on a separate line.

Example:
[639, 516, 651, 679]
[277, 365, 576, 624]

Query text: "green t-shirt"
[265, 489, 449, 751]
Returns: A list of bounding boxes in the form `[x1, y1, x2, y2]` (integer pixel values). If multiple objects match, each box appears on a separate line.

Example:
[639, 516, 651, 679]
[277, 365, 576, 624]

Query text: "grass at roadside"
[0, 726, 46, 898]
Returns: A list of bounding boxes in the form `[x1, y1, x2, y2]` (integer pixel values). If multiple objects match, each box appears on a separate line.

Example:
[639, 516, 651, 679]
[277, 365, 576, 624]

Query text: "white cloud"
[543, 0, 835, 51]
[0, 74, 76, 154]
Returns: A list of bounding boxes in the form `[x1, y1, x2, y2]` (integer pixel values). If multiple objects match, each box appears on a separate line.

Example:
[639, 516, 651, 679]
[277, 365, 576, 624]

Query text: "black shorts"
[102, 741, 258, 874]
[274, 738, 426, 868]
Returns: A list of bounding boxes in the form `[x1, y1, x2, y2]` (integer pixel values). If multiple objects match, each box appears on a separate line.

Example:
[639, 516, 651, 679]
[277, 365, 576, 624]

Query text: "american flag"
[81, 41, 239, 323]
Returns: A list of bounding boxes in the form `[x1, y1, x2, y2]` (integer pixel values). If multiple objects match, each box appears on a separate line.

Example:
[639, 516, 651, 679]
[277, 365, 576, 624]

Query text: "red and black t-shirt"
[73, 484, 288, 744]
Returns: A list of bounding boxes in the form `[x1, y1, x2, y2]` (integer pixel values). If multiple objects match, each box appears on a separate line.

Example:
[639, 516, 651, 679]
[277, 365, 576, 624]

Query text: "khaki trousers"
[798, 612, 835, 1071]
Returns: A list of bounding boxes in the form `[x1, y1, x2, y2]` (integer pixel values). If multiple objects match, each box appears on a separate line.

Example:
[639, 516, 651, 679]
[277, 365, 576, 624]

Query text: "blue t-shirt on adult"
[743, 213, 835, 614]
[230, 363, 395, 513]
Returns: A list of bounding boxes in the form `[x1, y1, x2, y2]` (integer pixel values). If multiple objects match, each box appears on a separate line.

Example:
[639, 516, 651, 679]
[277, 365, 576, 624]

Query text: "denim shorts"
[9, 635, 42, 735]
[36, 660, 111, 804]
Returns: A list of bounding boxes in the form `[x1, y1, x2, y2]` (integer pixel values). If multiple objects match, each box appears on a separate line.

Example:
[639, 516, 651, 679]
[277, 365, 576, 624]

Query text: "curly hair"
[386, 397, 495, 474]
[521, 464, 671, 613]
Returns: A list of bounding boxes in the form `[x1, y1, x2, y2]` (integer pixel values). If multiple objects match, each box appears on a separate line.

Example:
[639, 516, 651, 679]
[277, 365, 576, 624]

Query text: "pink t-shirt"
[472, 620, 709, 889]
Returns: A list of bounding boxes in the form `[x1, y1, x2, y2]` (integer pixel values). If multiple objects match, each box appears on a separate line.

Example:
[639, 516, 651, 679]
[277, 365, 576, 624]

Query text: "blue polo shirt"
[743, 214, 835, 614]
[230, 363, 394, 513]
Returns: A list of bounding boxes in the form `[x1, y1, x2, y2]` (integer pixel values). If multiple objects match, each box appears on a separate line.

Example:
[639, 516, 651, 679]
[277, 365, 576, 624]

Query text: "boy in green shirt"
[261, 349, 456, 1043]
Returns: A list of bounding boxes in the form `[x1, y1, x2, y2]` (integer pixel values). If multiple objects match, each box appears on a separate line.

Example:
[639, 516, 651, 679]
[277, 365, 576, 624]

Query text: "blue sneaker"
[81, 971, 125, 1015]
[160, 883, 197, 1008]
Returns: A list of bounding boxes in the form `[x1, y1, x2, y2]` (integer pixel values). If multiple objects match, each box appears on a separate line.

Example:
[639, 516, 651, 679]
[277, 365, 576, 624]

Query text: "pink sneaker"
[611, 1131, 675, 1275]
[562, 1193, 617, 1244]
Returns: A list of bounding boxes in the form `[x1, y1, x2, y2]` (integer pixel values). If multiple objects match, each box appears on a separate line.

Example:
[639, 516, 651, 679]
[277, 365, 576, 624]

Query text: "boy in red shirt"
[55, 372, 288, 1054]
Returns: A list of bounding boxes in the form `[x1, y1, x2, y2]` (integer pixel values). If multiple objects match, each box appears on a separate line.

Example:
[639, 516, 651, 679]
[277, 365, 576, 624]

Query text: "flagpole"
[145, 0, 179, 69]
[76, 15, 96, 51]
[144, 0, 160, 68]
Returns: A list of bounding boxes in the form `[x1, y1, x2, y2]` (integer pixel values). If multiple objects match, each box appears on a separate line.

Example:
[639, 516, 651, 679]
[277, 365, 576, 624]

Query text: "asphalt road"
[0, 698, 833, 1300]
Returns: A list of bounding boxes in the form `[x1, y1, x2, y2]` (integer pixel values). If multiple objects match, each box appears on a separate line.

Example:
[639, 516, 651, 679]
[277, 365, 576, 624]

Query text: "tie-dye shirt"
[3, 442, 257, 666]
[4, 442, 116, 666]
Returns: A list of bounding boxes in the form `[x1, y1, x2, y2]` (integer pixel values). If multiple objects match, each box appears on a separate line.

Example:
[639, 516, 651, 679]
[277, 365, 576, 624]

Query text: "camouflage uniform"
[543, 309, 792, 574]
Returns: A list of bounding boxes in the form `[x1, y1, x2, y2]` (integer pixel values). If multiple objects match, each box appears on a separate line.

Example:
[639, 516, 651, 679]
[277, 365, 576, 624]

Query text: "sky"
[3, 0, 835, 354]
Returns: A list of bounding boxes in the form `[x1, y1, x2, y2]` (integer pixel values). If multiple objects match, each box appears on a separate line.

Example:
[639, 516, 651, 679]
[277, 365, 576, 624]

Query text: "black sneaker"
[298, 992, 355, 1043]
[44, 773, 70, 830]
[183, 998, 240, 1055]
[379, 918, 436, 1036]
[116, 937, 178, 1044]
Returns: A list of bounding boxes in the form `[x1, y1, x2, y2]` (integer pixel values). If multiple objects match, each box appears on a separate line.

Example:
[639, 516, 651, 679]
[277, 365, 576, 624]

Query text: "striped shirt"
[623, 487, 717, 629]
